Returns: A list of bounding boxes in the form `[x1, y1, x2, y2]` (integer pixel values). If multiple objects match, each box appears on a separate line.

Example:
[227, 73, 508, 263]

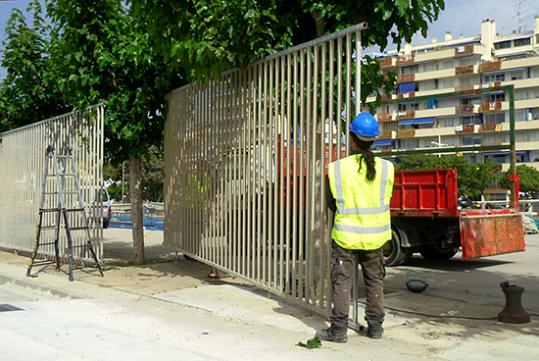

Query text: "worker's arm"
[326, 175, 337, 211]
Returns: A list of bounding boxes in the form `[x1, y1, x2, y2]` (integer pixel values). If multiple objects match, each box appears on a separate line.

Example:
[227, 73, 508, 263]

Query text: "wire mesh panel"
[0, 105, 105, 261]
[164, 25, 364, 315]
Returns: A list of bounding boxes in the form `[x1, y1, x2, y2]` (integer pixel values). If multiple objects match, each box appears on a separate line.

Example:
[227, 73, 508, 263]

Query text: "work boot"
[315, 326, 348, 343]
[366, 324, 383, 339]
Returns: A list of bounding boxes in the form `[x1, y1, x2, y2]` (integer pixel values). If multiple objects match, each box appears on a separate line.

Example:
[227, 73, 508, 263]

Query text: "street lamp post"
[431, 136, 448, 157]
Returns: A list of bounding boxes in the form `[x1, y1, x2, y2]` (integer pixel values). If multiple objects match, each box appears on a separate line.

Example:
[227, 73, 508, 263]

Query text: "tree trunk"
[129, 155, 145, 264]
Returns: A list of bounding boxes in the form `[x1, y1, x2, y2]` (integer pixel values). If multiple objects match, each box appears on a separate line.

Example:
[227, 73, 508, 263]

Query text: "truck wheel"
[383, 228, 411, 267]
[419, 244, 458, 261]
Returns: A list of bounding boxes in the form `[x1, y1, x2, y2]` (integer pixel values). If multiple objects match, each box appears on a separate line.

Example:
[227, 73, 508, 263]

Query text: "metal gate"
[0, 105, 105, 261]
[164, 25, 364, 315]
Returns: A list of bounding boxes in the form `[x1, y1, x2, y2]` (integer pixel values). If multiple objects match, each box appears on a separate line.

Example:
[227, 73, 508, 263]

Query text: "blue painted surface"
[535, 219, 539, 228]
[110, 214, 164, 231]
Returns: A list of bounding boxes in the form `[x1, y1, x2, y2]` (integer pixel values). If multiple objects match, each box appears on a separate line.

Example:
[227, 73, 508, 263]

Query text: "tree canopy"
[0, 1, 66, 131]
[500, 165, 539, 195]
[131, 0, 445, 102]
[396, 155, 500, 199]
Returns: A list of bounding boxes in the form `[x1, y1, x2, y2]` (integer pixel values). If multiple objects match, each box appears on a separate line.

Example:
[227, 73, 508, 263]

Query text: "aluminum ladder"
[26, 145, 104, 281]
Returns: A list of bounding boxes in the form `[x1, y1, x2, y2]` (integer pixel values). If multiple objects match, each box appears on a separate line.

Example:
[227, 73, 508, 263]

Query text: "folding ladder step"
[40, 208, 61, 213]
[65, 208, 86, 212]
[43, 191, 79, 195]
[46, 173, 77, 177]
[38, 242, 58, 246]
[32, 260, 56, 266]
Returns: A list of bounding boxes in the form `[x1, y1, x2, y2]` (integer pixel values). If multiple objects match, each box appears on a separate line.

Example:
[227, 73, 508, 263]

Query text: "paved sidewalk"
[0, 231, 538, 360]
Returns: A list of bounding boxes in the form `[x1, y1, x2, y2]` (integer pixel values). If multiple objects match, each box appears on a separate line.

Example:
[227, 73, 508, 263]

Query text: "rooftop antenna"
[515, 0, 527, 33]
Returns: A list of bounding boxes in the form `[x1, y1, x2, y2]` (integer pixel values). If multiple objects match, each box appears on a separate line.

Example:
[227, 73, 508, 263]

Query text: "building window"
[510, 71, 524, 80]
[494, 41, 511, 49]
[484, 73, 505, 82]
[441, 61, 453, 69]
[398, 102, 419, 111]
[462, 136, 482, 146]
[514, 38, 531, 47]
[487, 93, 505, 102]
[462, 115, 482, 125]
[485, 113, 505, 124]
[402, 65, 419, 74]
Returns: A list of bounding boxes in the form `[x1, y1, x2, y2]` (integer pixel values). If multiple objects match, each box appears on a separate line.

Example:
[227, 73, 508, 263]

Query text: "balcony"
[397, 91, 415, 99]
[455, 104, 475, 114]
[396, 129, 416, 139]
[377, 112, 393, 122]
[380, 130, 394, 139]
[481, 101, 502, 112]
[378, 58, 395, 68]
[455, 65, 475, 76]
[456, 85, 476, 94]
[397, 73, 415, 83]
[396, 110, 415, 119]
[479, 60, 502, 73]
[454, 44, 475, 57]
[397, 55, 414, 65]
[481, 122, 503, 132]
[455, 124, 475, 134]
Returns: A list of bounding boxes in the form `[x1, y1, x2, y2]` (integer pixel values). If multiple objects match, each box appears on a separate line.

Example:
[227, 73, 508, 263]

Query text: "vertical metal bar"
[308, 43, 319, 303]
[273, 57, 280, 289]
[327, 39, 335, 310]
[228, 72, 238, 270]
[299, 47, 307, 301]
[337, 36, 343, 160]
[269, 58, 276, 287]
[320, 41, 327, 307]
[218, 79, 225, 266]
[280, 55, 287, 292]
[235, 70, 241, 273]
[355, 30, 361, 116]
[285, 53, 292, 295]
[346, 33, 352, 156]
[241, 70, 247, 276]
[256, 62, 263, 282]
[291, 50, 299, 298]
[250, 65, 257, 279]
[262, 61, 269, 284]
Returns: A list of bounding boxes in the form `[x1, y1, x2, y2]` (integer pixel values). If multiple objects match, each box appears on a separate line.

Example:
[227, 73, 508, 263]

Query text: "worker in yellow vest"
[316, 112, 394, 342]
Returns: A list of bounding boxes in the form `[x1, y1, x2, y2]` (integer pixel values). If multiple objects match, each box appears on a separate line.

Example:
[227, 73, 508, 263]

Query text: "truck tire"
[383, 228, 412, 267]
[419, 244, 458, 261]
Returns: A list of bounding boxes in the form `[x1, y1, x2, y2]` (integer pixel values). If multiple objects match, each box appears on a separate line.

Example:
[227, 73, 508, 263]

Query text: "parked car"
[103, 188, 112, 228]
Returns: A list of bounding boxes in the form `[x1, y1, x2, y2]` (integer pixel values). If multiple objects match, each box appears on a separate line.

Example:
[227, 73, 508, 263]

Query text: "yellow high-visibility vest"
[328, 155, 394, 250]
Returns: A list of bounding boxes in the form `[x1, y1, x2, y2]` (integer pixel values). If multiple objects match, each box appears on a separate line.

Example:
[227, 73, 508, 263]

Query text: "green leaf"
[296, 336, 322, 349]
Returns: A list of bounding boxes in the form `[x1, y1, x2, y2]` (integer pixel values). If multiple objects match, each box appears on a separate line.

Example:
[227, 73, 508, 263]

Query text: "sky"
[0, 0, 539, 79]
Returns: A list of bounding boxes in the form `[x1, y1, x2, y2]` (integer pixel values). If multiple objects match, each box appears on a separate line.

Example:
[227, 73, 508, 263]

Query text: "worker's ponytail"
[352, 136, 376, 181]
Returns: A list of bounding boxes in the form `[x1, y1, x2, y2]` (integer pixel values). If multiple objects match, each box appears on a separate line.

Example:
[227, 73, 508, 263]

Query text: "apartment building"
[372, 17, 539, 170]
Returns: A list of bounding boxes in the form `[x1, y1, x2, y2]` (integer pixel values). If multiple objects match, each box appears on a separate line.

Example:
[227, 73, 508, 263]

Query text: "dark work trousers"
[329, 240, 386, 330]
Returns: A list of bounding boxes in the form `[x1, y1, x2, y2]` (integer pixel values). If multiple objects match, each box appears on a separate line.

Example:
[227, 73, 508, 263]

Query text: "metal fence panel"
[164, 25, 364, 315]
[0, 105, 105, 261]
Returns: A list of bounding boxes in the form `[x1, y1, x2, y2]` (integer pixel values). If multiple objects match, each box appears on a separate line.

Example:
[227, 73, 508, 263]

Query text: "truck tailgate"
[459, 210, 525, 259]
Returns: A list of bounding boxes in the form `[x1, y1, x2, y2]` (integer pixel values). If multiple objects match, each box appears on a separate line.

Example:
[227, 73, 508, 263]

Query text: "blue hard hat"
[349, 112, 379, 140]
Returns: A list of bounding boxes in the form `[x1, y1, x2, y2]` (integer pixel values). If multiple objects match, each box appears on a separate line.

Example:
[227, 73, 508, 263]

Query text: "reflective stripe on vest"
[333, 159, 389, 215]
[328, 155, 394, 250]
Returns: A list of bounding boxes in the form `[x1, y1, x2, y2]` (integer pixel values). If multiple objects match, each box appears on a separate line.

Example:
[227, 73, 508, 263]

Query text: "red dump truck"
[277, 144, 525, 267]
[384, 168, 525, 266]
